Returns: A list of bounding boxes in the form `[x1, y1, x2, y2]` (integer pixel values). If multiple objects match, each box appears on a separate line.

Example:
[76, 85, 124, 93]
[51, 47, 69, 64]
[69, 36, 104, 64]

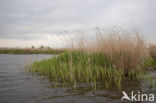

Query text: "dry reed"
[29, 27, 154, 89]
[71, 27, 148, 73]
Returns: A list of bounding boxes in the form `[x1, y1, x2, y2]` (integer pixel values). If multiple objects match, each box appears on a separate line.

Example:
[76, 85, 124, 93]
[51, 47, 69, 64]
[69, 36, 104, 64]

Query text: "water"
[0, 54, 156, 103]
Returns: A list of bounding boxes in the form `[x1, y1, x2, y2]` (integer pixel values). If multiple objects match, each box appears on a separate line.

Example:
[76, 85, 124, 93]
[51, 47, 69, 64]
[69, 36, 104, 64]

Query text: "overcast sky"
[0, 0, 156, 48]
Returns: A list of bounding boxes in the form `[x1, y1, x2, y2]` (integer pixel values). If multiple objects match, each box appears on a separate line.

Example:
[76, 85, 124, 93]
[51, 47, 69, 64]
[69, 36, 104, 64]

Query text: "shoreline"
[0, 48, 64, 54]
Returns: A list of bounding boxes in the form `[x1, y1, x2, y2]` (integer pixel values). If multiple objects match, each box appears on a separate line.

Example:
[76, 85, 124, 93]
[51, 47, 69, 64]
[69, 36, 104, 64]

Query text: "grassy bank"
[0, 48, 64, 54]
[28, 28, 156, 89]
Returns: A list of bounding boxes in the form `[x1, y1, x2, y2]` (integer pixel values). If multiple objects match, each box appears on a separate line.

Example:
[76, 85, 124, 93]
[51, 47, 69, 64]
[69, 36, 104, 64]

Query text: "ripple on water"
[0, 54, 156, 103]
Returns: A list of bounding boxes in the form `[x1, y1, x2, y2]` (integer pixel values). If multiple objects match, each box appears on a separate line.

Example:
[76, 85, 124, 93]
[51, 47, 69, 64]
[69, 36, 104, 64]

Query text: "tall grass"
[28, 27, 154, 89]
[70, 28, 148, 73]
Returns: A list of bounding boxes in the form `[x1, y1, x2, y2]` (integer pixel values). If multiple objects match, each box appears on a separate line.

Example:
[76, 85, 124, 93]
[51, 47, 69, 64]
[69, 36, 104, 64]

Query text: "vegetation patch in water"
[28, 51, 156, 89]
[28, 28, 156, 89]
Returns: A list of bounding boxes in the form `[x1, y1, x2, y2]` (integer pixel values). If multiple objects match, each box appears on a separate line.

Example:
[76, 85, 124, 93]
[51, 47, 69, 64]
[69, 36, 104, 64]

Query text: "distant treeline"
[0, 47, 64, 54]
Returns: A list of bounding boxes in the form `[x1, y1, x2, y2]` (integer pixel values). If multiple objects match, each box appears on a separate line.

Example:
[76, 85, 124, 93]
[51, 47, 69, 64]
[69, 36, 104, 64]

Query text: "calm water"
[0, 54, 156, 103]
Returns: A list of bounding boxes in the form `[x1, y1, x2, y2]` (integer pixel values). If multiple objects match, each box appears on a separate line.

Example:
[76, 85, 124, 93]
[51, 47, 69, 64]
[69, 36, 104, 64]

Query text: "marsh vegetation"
[0, 47, 63, 54]
[28, 28, 156, 89]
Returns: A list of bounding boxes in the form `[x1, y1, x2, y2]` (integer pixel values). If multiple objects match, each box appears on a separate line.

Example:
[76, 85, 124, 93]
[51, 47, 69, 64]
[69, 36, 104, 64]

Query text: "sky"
[0, 0, 156, 48]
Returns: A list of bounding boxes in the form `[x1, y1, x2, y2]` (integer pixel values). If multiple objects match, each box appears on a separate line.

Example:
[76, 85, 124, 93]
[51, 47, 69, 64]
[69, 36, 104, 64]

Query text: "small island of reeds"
[28, 28, 156, 89]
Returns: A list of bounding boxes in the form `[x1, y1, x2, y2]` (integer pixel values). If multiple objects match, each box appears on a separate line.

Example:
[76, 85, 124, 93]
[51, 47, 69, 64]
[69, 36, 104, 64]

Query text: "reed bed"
[28, 27, 156, 89]
[0, 48, 63, 54]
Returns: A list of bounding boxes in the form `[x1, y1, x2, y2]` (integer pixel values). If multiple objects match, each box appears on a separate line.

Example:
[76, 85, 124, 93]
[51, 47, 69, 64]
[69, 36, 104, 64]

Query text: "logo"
[121, 91, 155, 102]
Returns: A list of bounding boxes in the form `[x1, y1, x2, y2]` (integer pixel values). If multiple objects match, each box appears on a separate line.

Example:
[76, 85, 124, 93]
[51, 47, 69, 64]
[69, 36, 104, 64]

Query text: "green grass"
[143, 56, 156, 68]
[27, 28, 156, 90]
[28, 51, 156, 89]
[0, 48, 63, 54]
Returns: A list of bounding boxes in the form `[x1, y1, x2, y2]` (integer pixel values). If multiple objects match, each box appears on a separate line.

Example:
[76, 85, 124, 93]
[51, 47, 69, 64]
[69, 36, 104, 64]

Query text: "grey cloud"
[0, 0, 156, 43]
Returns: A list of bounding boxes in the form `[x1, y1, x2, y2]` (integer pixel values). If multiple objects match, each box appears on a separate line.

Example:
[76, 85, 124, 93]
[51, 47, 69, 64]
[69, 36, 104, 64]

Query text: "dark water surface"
[0, 54, 156, 103]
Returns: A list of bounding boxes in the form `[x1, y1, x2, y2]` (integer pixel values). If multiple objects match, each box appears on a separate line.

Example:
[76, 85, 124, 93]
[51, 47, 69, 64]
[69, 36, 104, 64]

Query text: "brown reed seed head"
[68, 27, 148, 71]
